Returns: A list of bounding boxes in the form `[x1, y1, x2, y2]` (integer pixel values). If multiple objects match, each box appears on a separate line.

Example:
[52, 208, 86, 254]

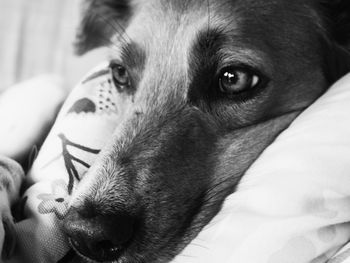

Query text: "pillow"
[0, 75, 66, 161]
[174, 73, 350, 263]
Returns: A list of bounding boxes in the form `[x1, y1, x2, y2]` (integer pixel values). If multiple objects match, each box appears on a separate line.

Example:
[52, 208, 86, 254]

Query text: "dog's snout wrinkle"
[63, 206, 135, 262]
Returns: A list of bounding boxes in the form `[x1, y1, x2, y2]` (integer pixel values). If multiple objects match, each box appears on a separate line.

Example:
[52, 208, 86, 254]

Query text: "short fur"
[60, 0, 350, 262]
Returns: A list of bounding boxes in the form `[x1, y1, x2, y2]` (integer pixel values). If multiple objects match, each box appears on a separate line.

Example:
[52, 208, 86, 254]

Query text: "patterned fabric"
[8, 63, 123, 263]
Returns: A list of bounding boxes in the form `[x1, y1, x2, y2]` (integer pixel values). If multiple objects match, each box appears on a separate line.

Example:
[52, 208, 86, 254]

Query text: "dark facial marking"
[188, 28, 226, 106]
[68, 98, 97, 114]
[81, 69, 110, 84]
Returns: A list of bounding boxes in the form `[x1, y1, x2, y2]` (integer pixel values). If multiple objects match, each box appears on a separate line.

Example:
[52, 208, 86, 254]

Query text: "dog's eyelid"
[109, 61, 137, 95]
[218, 49, 273, 77]
[218, 61, 265, 78]
[215, 62, 269, 85]
[109, 59, 124, 67]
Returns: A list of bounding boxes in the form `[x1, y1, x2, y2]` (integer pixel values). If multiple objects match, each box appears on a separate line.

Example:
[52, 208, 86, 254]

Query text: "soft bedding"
[2, 65, 350, 263]
[175, 73, 350, 263]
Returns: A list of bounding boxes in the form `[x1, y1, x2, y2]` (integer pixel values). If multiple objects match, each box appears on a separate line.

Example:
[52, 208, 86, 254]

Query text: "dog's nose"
[62, 207, 134, 261]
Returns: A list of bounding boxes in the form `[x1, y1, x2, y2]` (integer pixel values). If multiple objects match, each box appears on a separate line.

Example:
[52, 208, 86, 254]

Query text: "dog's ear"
[319, 0, 350, 82]
[75, 0, 132, 55]
[320, 0, 350, 49]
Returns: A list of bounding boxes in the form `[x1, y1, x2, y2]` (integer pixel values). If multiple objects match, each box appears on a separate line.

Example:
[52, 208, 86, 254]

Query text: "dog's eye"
[110, 62, 130, 87]
[219, 67, 260, 95]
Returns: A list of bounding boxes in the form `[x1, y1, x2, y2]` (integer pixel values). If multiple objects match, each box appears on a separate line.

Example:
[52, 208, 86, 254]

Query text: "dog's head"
[63, 1, 350, 262]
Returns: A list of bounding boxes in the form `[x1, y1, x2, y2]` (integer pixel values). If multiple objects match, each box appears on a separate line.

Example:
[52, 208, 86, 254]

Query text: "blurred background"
[0, 0, 106, 92]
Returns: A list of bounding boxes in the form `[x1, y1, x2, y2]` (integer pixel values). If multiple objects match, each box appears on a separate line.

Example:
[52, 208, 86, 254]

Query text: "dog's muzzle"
[62, 207, 134, 262]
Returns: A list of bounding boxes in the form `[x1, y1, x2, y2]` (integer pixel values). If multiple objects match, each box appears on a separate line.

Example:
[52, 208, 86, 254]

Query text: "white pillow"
[174, 73, 350, 263]
[0, 76, 66, 160]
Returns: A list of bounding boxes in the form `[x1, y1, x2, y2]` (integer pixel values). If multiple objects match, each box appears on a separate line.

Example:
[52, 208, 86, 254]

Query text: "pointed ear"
[319, 0, 350, 82]
[75, 0, 132, 55]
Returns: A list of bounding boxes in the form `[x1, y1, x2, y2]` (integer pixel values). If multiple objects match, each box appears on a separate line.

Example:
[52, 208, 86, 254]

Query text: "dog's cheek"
[322, 41, 350, 84]
[206, 111, 300, 204]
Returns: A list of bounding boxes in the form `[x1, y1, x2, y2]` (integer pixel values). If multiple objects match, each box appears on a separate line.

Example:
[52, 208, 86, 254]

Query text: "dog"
[60, 0, 350, 262]
[0, 0, 349, 262]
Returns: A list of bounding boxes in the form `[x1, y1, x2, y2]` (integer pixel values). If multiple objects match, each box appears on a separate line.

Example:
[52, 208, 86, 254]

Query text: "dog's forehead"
[115, 0, 318, 63]
[120, 1, 210, 61]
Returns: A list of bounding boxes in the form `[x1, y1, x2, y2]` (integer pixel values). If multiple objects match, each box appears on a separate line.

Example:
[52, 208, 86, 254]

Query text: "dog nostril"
[95, 240, 121, 253]
[69, 238, 123, 262]
[63, 207, 135, 261]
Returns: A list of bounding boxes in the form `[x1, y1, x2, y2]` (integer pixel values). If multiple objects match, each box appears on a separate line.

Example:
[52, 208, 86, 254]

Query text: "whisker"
[203, 175, 239, 203]
[176, 254, 197, 258]
[79, 13, 122, 52]
[94, 11, 133, 47]
[187, 242, 210, 250]
[77, 9, 131, 55]
[206, 0, 211, 44]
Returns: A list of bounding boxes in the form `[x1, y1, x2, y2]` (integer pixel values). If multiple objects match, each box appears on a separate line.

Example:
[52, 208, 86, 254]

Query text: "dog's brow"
[190, 27, 271, 75]
[197, 28, 226, 53]
[188, 28, 225, 71]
